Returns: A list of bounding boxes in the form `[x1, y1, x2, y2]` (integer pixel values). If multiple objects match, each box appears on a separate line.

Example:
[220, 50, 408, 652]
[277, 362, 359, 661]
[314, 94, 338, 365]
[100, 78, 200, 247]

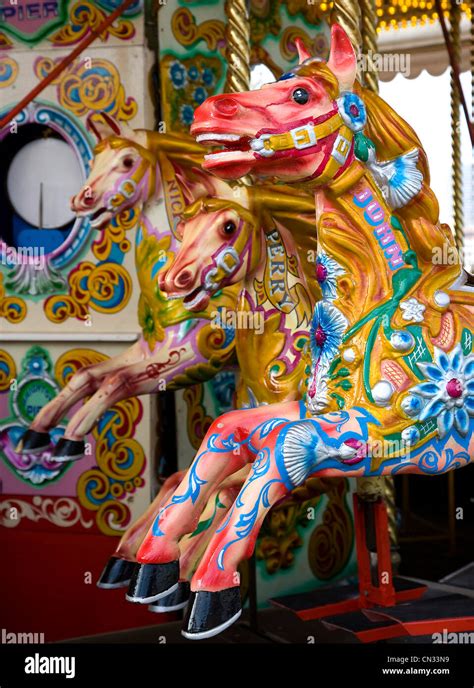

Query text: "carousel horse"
[101, 178, 320, 605]
[14, 112, 241, 602]
[122, 182, 320, 608]
[130, 24, 474, 639]
[17, 112, 239, 462]
[158, 185, 320, 406]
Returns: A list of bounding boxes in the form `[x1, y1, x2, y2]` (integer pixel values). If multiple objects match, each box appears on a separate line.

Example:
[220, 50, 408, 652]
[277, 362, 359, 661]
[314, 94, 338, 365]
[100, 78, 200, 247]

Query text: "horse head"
[159, 189, 260, 312]
[191, 24, 358, 185]
[71, 112, 159, 230]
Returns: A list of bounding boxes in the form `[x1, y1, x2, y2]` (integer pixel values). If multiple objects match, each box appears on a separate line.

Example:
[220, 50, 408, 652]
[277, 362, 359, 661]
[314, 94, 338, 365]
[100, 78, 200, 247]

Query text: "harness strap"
[261, 112, 344, 154]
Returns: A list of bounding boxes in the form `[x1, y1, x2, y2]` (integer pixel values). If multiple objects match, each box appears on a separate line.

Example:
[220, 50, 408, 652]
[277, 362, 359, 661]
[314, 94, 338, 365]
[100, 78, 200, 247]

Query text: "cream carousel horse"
[129, 24, 474, 639]
[17, 112, 238, 462]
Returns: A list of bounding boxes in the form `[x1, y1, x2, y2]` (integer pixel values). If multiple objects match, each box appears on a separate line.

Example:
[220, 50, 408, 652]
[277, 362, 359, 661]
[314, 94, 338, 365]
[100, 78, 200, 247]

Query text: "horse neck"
[315, 168, 413, 326]
[235, 219, 314, 405]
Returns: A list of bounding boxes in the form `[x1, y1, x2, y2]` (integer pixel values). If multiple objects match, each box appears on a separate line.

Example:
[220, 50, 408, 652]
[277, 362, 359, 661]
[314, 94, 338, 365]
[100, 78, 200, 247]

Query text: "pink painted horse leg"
[192, 407, 474, 595]
[97, 470, 186, 589]
[18, 341, 144, 454]
[178, 478, 245, 582]
[191, 425, 288, 593]
[148, 482, 243, 614]
[127, 400, 303, 603]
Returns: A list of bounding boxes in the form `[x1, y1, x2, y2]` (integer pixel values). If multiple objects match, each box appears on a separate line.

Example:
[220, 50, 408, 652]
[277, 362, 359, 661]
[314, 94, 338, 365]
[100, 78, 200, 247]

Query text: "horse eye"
[123, 157, 134, 169]
[223, 220, 236, 235]
[292, 87, 309, 104]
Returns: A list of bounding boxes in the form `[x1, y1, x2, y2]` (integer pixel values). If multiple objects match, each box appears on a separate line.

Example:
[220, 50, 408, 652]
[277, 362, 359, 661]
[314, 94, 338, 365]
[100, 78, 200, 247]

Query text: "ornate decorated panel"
[0, 1, 159, 547]
[0, 1, 154, 333]
[0, 341, 153, 535]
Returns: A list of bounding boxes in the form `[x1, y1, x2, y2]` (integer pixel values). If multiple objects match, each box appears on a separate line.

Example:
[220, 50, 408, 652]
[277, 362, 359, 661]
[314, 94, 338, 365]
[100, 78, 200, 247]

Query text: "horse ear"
[86, 112, 135, 141]
[327, 23, 357, 92]
[295, 37, 312, 64]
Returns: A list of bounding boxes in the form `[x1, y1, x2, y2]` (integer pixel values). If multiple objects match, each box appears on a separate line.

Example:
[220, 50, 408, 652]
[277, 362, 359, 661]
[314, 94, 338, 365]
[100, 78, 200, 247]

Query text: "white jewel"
[434, 290, 450, 308]
[372, 380, 394, 406]
[342, 347, 356, 363]
[390, 330, 415, 352]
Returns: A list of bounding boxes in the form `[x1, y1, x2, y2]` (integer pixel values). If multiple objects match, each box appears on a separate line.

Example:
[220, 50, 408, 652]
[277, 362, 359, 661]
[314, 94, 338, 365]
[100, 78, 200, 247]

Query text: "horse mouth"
[182, 285, 211, 312]
[89, 207, 113, 229]
[195, 132, 255, 176]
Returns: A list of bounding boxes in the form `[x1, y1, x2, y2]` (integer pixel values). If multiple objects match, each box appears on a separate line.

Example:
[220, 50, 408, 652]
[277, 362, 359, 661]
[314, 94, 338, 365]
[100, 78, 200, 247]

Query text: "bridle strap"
[256, 111, 344, 156]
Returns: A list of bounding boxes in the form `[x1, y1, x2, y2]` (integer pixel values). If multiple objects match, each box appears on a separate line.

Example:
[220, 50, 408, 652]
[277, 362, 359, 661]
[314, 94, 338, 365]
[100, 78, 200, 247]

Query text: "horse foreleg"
[97, 470, 186, 589]
[18, 341, 144, 454]
[183, 423, 291, 638]
[128, 400, 302, 604]
[150, 477, 245, 614]
[181, 406, 383, 638]
[51, 356, 168, 461]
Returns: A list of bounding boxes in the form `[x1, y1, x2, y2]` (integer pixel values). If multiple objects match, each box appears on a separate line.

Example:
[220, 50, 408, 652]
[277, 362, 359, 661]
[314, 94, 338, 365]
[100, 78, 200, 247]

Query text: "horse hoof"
[181, 587, 242, 640]
[52, 437, 85, 462]
[126, 561, 179, 604]
[96, 557, 136, 589]
[16, 430, 51, 454]
[148, 581, 190, 613]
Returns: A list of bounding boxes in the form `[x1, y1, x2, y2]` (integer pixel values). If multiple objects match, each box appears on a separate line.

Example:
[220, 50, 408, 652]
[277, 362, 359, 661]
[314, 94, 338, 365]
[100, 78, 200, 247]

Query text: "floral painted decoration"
[400, 297, 426, 323]
[406, 345, 474, 438]
[315, 252, 345, 300]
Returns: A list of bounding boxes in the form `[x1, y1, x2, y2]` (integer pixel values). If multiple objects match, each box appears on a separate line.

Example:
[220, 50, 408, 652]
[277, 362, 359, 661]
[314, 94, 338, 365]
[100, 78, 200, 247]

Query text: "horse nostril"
[158, 270, 167, 292]
[175, 269, 193, 288]
[214, 97, 239, 117]
[83, 194, 96, 207]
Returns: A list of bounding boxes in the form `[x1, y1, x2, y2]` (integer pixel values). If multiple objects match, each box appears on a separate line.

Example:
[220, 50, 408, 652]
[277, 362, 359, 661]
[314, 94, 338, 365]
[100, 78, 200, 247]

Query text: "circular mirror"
[7, 137, 83, 229]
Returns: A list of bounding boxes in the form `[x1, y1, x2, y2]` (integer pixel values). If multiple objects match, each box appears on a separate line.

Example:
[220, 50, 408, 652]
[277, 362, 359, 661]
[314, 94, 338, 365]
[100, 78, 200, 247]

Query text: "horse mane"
[296, 61, 458, 268]
[353, 82, 462, 265]
[251, 186, 320, 306]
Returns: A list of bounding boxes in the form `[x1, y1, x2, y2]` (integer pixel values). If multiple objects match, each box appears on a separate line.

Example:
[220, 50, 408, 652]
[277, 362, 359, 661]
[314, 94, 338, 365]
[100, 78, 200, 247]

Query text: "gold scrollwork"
[0, 274, 27, 323]
[34, 56, 137, 121]
[59, 348, 146, 537]
[171, 7, 225, 53]
[49, 1, 136, 46]
[183, 384, 214, 450]
[92, 209, 137, 262]
[0, 349, 16, 391]
[307, 478, 354, 580]
[0, 55, 18, 88]
[280, 26, 329, 63]
[44, 262, 132, 323]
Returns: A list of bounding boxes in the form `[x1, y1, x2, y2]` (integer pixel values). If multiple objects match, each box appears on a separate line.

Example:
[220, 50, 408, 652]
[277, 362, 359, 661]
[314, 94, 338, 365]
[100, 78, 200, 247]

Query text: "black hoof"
[52, 437, 85, 462]
[182, 587, 242, 640]
[148, 581, 190, 613]
[16, 429, 51, 455]
[97, 557, 136, 589]
[126, 561, 179, 604]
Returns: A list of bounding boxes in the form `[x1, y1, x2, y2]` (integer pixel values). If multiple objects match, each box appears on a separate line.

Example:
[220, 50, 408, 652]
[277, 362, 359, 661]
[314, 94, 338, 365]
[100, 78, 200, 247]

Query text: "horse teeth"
[196, 133, 241, 143]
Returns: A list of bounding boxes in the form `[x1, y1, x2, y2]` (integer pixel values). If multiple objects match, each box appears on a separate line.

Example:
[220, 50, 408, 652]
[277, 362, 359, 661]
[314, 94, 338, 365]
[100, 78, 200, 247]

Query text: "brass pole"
[450, 0, 464, 249]
[224, 0, 251, 93]
[360, 0, 379, 92]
